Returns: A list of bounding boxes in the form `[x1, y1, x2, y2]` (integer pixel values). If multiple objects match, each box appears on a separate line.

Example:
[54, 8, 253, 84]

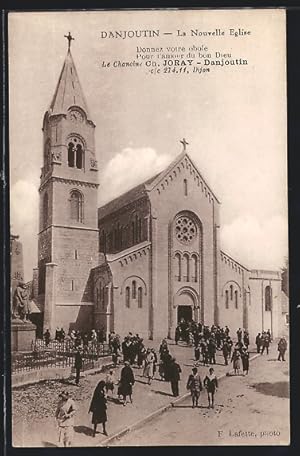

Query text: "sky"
[8, 10, 287, 281]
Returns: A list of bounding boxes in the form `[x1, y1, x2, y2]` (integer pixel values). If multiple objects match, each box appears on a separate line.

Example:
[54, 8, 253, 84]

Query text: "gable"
[145, 152, 220, 204]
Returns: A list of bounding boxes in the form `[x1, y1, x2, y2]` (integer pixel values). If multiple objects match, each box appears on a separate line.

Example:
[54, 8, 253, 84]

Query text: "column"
[106, 282, 113, 342]
[43, 262, 57, 336]
[32, 268, 39, 300]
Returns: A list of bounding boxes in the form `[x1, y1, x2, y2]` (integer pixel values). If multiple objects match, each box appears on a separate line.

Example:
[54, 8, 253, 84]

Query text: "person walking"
[186, 367, 203, 408]
[261, 332, 270, 355]
[277, 337, 287, 361]
[119, 361, 135, 405]
[55, 391, 77, 447]
[74, 348, 83, 385]
[204, 368, 218, 409]
[143, 349, 155, 385]
[208, 338, 217, 365]
[255, 333, 262, 353]
[89, 380, 108, 437]
[241, 347, 249, 375]
[105, 369, 116, 396]
[222, 340, 230, 366]
[231, 348, 241, 375]
[169, 357, 182, 397]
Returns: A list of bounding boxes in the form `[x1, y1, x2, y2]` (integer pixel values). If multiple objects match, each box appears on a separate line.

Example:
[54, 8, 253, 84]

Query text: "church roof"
[98, 151, 221, 220]
[98, 173, 160, 220]
[48, 49, 90, 117]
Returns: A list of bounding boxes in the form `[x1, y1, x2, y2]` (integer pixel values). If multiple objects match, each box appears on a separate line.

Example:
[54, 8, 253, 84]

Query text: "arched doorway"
[177, 305, 193, 323]
[174, 288, 199, 326]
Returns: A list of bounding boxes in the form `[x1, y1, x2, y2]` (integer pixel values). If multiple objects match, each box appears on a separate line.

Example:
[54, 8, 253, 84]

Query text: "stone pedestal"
[11, 321, 36, 352]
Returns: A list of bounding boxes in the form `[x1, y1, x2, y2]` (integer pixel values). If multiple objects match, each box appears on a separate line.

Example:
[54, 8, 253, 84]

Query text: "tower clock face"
[69, 110, 84, 122]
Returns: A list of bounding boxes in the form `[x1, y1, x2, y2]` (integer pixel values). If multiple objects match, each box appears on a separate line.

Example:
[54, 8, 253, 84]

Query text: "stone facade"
[33, 46, 285, 340]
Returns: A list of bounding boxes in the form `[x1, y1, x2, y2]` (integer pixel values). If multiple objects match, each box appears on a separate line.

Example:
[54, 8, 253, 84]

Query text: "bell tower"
[37, 34, 99, 334]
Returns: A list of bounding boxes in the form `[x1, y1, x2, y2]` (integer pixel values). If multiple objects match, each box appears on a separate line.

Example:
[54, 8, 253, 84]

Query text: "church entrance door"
[177, 305, 193, 324]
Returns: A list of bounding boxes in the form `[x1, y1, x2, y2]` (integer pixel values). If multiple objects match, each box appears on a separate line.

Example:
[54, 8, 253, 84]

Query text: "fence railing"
[12, 339, 111, 374]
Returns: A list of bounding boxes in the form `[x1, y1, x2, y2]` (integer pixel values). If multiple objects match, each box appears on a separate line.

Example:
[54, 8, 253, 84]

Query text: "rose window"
[175, 216, 196, 244]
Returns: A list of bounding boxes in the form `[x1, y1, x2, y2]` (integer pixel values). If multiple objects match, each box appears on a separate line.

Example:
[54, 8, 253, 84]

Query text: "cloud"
[100, 147, 173, 205]
[220, 214, 288, 270]
[10, 179, 39, 281]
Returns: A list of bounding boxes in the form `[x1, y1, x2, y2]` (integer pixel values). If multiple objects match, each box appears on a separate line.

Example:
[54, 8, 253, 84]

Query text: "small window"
[175, 253, 181, 281]
[71, 280, 75, 291]
[132, 280, 137, 299]
[230, 285, 233, 300]
[182, 254, 189, 282]
[125, 286, 130, 308]
[184, 179, 188, 196]
[74, 249, 78, 259]
[43, 192, 48, 229]
[70, 190, 83, 222]
[225, 290, 229, 309]
[265, 286, 272, 311]
[234, 290, 238, 309]
[285, 314, 289, 325]
[191, 254, 198, 282]
[138, 287, 143, 308]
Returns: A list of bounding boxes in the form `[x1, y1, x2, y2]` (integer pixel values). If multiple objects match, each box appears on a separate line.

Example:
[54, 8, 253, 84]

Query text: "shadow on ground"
[251, 381, 289, 398]
[74, 425, 94, 436]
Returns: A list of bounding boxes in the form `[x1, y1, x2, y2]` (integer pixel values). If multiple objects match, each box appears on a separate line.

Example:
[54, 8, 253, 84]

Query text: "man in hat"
[74, 348, 83, 385]
[55, 391, 77, 447]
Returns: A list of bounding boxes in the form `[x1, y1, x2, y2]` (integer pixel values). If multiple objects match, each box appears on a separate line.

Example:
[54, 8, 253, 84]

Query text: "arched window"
[68, 142, 75, 167]
[138, 287, 143, 308]
[235, 290, 238, 309]
[70, 190, 83, 222]
[265, 286, 272, 311]
[230, 285, 233, 300]
[225, 290, 229, 309]
[68, 138, 84, 169]
[174, 253, 181, 281]
[125, 286, 130, 308]
[76, 144, 83, 169]
[132, 280, 137, 299]
[184, 179, 188, 196]
[191, 254, 198, 282]
[182, 254, 189, 281]
[43, 192, 48, 229]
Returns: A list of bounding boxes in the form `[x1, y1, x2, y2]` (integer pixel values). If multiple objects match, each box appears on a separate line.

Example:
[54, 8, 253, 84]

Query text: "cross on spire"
[64, 32, 74, 51]
[180, 138, 189, 151]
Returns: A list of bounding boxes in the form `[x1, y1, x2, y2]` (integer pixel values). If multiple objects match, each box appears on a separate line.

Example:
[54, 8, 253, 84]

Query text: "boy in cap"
[55, 391, 77, 447]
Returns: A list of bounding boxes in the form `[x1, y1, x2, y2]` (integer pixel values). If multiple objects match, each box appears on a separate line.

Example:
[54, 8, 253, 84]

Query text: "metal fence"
[12, 339, 111, 374]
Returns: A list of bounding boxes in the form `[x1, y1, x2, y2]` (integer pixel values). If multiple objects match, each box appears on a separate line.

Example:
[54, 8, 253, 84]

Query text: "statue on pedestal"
[12, 281, 30, 322]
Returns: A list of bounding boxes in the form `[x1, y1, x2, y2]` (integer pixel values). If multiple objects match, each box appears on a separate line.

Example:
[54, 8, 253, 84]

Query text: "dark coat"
[169, 362, 181, 382]
[89, 387, 107, 424]
[241, 351, 249, 371]
[119, 365, 135, 396]
[74, 351, 83, 369]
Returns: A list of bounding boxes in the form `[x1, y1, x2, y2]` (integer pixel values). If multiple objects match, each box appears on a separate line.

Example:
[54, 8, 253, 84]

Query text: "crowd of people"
[43, 327, 107, 348]
[53, 320, 288, 446]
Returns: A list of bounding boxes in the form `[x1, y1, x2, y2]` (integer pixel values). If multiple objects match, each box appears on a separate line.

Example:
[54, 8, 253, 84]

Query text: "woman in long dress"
[143, 349, 155, 384]
[89, 380, 108, 437]
[231, 348, 241, 375]
[204, 367, 218, 409]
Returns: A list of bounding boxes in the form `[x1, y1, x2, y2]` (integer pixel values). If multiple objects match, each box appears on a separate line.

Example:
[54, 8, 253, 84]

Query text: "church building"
[31, 40, 283, 341]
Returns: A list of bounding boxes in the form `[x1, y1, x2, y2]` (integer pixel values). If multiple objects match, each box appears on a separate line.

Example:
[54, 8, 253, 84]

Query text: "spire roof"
[49, 49, 90, 117]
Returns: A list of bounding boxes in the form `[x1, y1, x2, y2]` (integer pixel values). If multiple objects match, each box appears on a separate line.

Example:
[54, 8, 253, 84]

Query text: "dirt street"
[12, 339, 289, 447]
[117, 343, 290, 446]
